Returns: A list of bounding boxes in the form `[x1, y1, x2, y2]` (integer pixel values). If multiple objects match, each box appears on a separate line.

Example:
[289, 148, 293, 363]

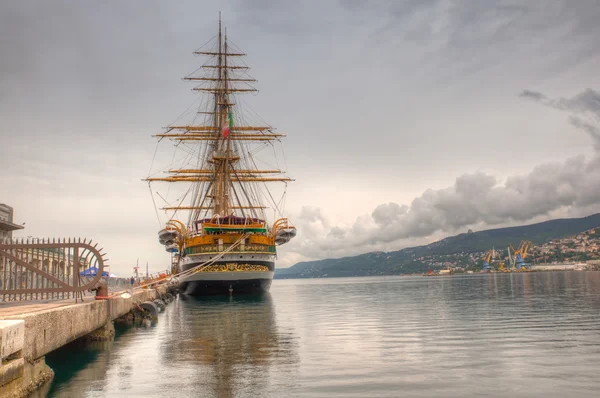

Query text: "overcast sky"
[2, 0, 600, 275]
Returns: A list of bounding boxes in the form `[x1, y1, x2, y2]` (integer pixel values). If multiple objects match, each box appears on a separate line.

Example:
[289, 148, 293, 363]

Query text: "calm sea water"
[43, 272, 600, 397]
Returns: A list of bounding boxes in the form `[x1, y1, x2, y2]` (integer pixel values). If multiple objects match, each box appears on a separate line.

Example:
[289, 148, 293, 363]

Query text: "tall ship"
[146, 18, 296, 295]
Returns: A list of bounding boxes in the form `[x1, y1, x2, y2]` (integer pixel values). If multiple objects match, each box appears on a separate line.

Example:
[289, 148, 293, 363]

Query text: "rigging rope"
[148, 183, 162, 227]
[147, 140, 161, 177]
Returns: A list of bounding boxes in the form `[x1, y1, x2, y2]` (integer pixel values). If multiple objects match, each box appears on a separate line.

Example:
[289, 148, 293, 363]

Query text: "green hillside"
[275, 213, 600, 279]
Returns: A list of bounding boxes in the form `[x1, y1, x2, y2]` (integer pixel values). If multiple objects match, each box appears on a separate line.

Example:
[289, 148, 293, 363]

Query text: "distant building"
[0, 203, 24, 244]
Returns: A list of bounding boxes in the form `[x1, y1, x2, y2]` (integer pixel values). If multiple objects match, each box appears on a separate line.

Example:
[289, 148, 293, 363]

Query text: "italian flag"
[222, 112, 233, 139]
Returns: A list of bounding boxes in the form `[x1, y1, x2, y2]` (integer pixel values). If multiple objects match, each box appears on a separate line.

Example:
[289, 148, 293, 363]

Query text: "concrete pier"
[0, 287, 166, 397]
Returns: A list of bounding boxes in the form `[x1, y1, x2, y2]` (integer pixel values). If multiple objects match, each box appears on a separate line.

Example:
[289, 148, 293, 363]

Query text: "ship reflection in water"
[169, 294, 300, 396]
[46, 293, 299, 398]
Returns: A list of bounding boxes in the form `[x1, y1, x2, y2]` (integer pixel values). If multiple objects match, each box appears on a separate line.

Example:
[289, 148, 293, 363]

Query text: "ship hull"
[179, 255, 275, 296]
[180, 276, 272, 296]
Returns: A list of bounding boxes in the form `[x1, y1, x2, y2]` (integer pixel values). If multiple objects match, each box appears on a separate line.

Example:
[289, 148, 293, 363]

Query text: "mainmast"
[212, 22, 235, 216]
[221, 28, 232, 216]
[146, 16, 293, 224]
[214, 15, 226, 216]
[214, 16, 223, 215]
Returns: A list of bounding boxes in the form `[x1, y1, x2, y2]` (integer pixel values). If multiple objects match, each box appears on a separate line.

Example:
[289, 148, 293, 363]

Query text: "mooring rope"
[106, 233, 251, 298]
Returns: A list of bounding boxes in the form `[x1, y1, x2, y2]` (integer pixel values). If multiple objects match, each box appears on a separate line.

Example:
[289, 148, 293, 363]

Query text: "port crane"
[508, 240, 532, 270]
[481, 249, 496, 271]
[481, 248, 508, 272]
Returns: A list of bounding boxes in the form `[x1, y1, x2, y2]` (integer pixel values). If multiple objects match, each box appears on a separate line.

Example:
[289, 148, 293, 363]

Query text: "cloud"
[364, 154, 599, 242]
[372, 203, 409, 227]
[3, 2, 600, 272]
[281, 88, 600, 263]
[327, 226, 346, 239]
[519, 88, 600, 116]
[519, 90, 547, 102]
[520, 88, 600, 149]
[569, 116, 600, 150]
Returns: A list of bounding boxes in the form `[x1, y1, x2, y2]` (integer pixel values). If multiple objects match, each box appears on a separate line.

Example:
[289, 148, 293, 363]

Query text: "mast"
[209, 15, 221, 215]
[145, 16, 293, 224]
[222, 28, 232, 216]
[212, 17, 232, 217]
[215, 14, 224, 215]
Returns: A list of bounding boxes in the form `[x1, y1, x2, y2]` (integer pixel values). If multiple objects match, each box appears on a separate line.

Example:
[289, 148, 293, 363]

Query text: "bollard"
[139, 301, 159, 319]
[153, 299, 166, 312]
[92, 279, 110, 300]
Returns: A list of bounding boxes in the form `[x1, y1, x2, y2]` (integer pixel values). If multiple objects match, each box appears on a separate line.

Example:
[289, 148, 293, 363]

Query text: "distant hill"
[275, 213, 600, 279]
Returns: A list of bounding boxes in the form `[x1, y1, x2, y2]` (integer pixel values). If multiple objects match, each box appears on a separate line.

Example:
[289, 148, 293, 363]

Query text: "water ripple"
[45, 271, 600, 397]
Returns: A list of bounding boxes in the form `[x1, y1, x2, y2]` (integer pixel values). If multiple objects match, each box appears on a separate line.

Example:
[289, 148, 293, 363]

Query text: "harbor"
[2, 2, 600, 397]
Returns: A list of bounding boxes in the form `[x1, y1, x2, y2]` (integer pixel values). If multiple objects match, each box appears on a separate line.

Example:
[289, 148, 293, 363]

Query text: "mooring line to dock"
[106, 233, 250, 298]
[167, 233, 250, 280]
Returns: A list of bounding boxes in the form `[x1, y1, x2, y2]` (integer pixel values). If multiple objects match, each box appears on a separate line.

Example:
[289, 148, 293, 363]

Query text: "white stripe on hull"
[182, 253, 275, 267]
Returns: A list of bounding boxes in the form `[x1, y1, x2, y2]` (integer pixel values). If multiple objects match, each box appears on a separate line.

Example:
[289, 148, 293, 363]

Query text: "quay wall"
[531, 264, 588, 271]
[0, 288, 159, 362]
[0, 288, 163, 397]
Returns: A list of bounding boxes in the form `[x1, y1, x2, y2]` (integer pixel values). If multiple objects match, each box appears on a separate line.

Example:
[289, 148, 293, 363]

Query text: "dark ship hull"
[179, 258, 275, 296]
[180, 278, 272, 296]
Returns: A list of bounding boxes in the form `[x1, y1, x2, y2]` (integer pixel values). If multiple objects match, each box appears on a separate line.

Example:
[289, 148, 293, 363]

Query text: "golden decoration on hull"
[194, 263, 270, 273]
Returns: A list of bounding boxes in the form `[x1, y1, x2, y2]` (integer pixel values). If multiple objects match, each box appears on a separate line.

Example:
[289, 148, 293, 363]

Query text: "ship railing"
[137, 269, 172, 287]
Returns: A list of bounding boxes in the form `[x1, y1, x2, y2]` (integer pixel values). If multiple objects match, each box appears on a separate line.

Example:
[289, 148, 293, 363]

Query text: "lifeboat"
[275, 227, 297, 245]
[158, 229, 179, 246]
[165, 243, 179, 253]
